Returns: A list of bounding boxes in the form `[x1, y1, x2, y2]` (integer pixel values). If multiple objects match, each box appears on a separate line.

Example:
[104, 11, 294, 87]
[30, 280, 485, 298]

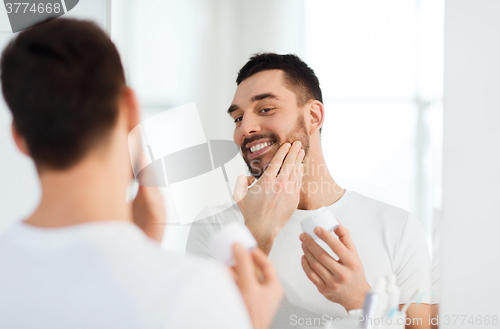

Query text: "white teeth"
[250, 142, 274, 153]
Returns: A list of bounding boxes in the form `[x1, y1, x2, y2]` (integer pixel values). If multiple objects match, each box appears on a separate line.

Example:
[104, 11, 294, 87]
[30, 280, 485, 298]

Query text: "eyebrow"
[227, 93, 280, 115]
[251, 93, 279, 102]
[227, 104, 239, 114]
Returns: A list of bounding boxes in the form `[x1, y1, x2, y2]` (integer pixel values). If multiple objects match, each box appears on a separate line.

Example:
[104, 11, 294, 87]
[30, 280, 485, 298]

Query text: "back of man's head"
[236, 53, 323, 106]
[1, 18, 126, 170]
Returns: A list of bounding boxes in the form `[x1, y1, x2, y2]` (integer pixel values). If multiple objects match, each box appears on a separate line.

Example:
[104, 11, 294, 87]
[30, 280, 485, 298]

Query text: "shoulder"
[115, 247, 250, 328]
[193, 203, 244, 225]
[94, 231, 234, 298]
[186, 203, 244, 257]
[157, 253, 252, 328]
[188, 203, 244, 238]
[159, 253, 235, 295]
[0, 225, 14, 246]
[346, 191, 412, 224]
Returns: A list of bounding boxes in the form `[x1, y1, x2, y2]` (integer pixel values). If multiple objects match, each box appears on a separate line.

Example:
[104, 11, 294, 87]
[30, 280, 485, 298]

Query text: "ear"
[122, 87, 140, 131]
[11, 123, 30, 157]
[308, 100, 324, 135]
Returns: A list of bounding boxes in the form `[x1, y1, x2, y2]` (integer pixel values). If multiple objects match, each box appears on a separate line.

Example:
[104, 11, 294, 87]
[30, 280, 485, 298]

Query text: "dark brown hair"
[1, 18, 126, 170]
[236, 53, 323, 106]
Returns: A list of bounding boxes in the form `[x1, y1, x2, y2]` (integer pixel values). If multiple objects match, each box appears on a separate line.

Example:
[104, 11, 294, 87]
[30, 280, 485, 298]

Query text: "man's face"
[228, 70, 309, 178]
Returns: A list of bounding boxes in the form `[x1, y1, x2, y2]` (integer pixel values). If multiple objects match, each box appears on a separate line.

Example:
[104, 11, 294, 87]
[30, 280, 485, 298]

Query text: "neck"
[25, 148, 131, 228]
[297, 143, 345, 210]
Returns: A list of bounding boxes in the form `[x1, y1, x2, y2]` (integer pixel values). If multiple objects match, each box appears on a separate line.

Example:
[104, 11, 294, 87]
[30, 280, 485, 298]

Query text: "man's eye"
[234, 116, 243, 123]
[260, 108, 272, 113]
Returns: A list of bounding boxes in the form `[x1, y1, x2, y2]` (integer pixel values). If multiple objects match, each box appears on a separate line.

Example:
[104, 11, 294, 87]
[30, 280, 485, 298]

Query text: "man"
[0, 19, 294, 329]
[186, 53, 432, 328]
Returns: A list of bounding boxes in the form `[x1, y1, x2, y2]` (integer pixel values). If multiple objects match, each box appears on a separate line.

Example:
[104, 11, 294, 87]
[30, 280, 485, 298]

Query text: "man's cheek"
[233, 132, 243, 149]
[260, 154, 275, 171]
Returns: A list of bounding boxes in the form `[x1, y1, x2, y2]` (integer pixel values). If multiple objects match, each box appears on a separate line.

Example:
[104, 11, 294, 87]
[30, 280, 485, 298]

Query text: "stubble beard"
[242, 114, 310, 179]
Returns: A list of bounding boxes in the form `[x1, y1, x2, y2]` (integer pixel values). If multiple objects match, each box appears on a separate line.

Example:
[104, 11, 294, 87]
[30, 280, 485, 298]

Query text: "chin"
[248, 155, 273, 178]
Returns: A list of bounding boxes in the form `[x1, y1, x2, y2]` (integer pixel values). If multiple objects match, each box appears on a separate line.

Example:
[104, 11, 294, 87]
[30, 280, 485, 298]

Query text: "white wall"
[441, 1, 500, 327]
[111, 0, 305, 141]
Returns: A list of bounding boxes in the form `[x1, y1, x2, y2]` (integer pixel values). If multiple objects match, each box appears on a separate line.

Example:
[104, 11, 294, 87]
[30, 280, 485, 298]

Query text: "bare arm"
[430, 304, 439, 329]
[403, 303, 432, 329]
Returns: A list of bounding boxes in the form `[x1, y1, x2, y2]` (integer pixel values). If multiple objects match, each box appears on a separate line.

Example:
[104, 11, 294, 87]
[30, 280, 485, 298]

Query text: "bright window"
[305, 0, 444, 234]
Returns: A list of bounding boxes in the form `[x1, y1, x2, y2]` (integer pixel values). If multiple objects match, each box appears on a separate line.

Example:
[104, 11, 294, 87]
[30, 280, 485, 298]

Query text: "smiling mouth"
[248, 141, 275, 158]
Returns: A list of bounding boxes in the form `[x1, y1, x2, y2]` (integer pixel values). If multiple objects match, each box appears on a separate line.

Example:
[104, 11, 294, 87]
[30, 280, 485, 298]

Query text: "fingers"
[288, 149, 305, 182]
[333, 223, 357, 253]
[301, 232, 345, 274]
[247, 176, 256, 186]
[302, 245, 335, 284]
[301, 255, 325, 288]
[295, 149, 305, 172]
[233, 175, 250, 203]
[295, 163, 304, 192]
[251, 248, 278, 284]
[263, 143, 291, 178]
[278, 141, 303, 178]
[313, 227, 353, 265]
[234, 246, 280, 289]
[229, 267, 237, 281]
[232, 243, 254, 286]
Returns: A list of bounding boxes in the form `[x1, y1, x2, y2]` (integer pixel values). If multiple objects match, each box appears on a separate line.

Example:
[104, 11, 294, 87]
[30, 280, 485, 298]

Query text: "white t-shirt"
[186, 190, 432, 327]
[0, 220, 252, 329]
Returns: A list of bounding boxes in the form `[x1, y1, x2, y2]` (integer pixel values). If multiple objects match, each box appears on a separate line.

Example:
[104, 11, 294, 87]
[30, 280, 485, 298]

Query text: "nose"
[239, 113, 261, 138]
